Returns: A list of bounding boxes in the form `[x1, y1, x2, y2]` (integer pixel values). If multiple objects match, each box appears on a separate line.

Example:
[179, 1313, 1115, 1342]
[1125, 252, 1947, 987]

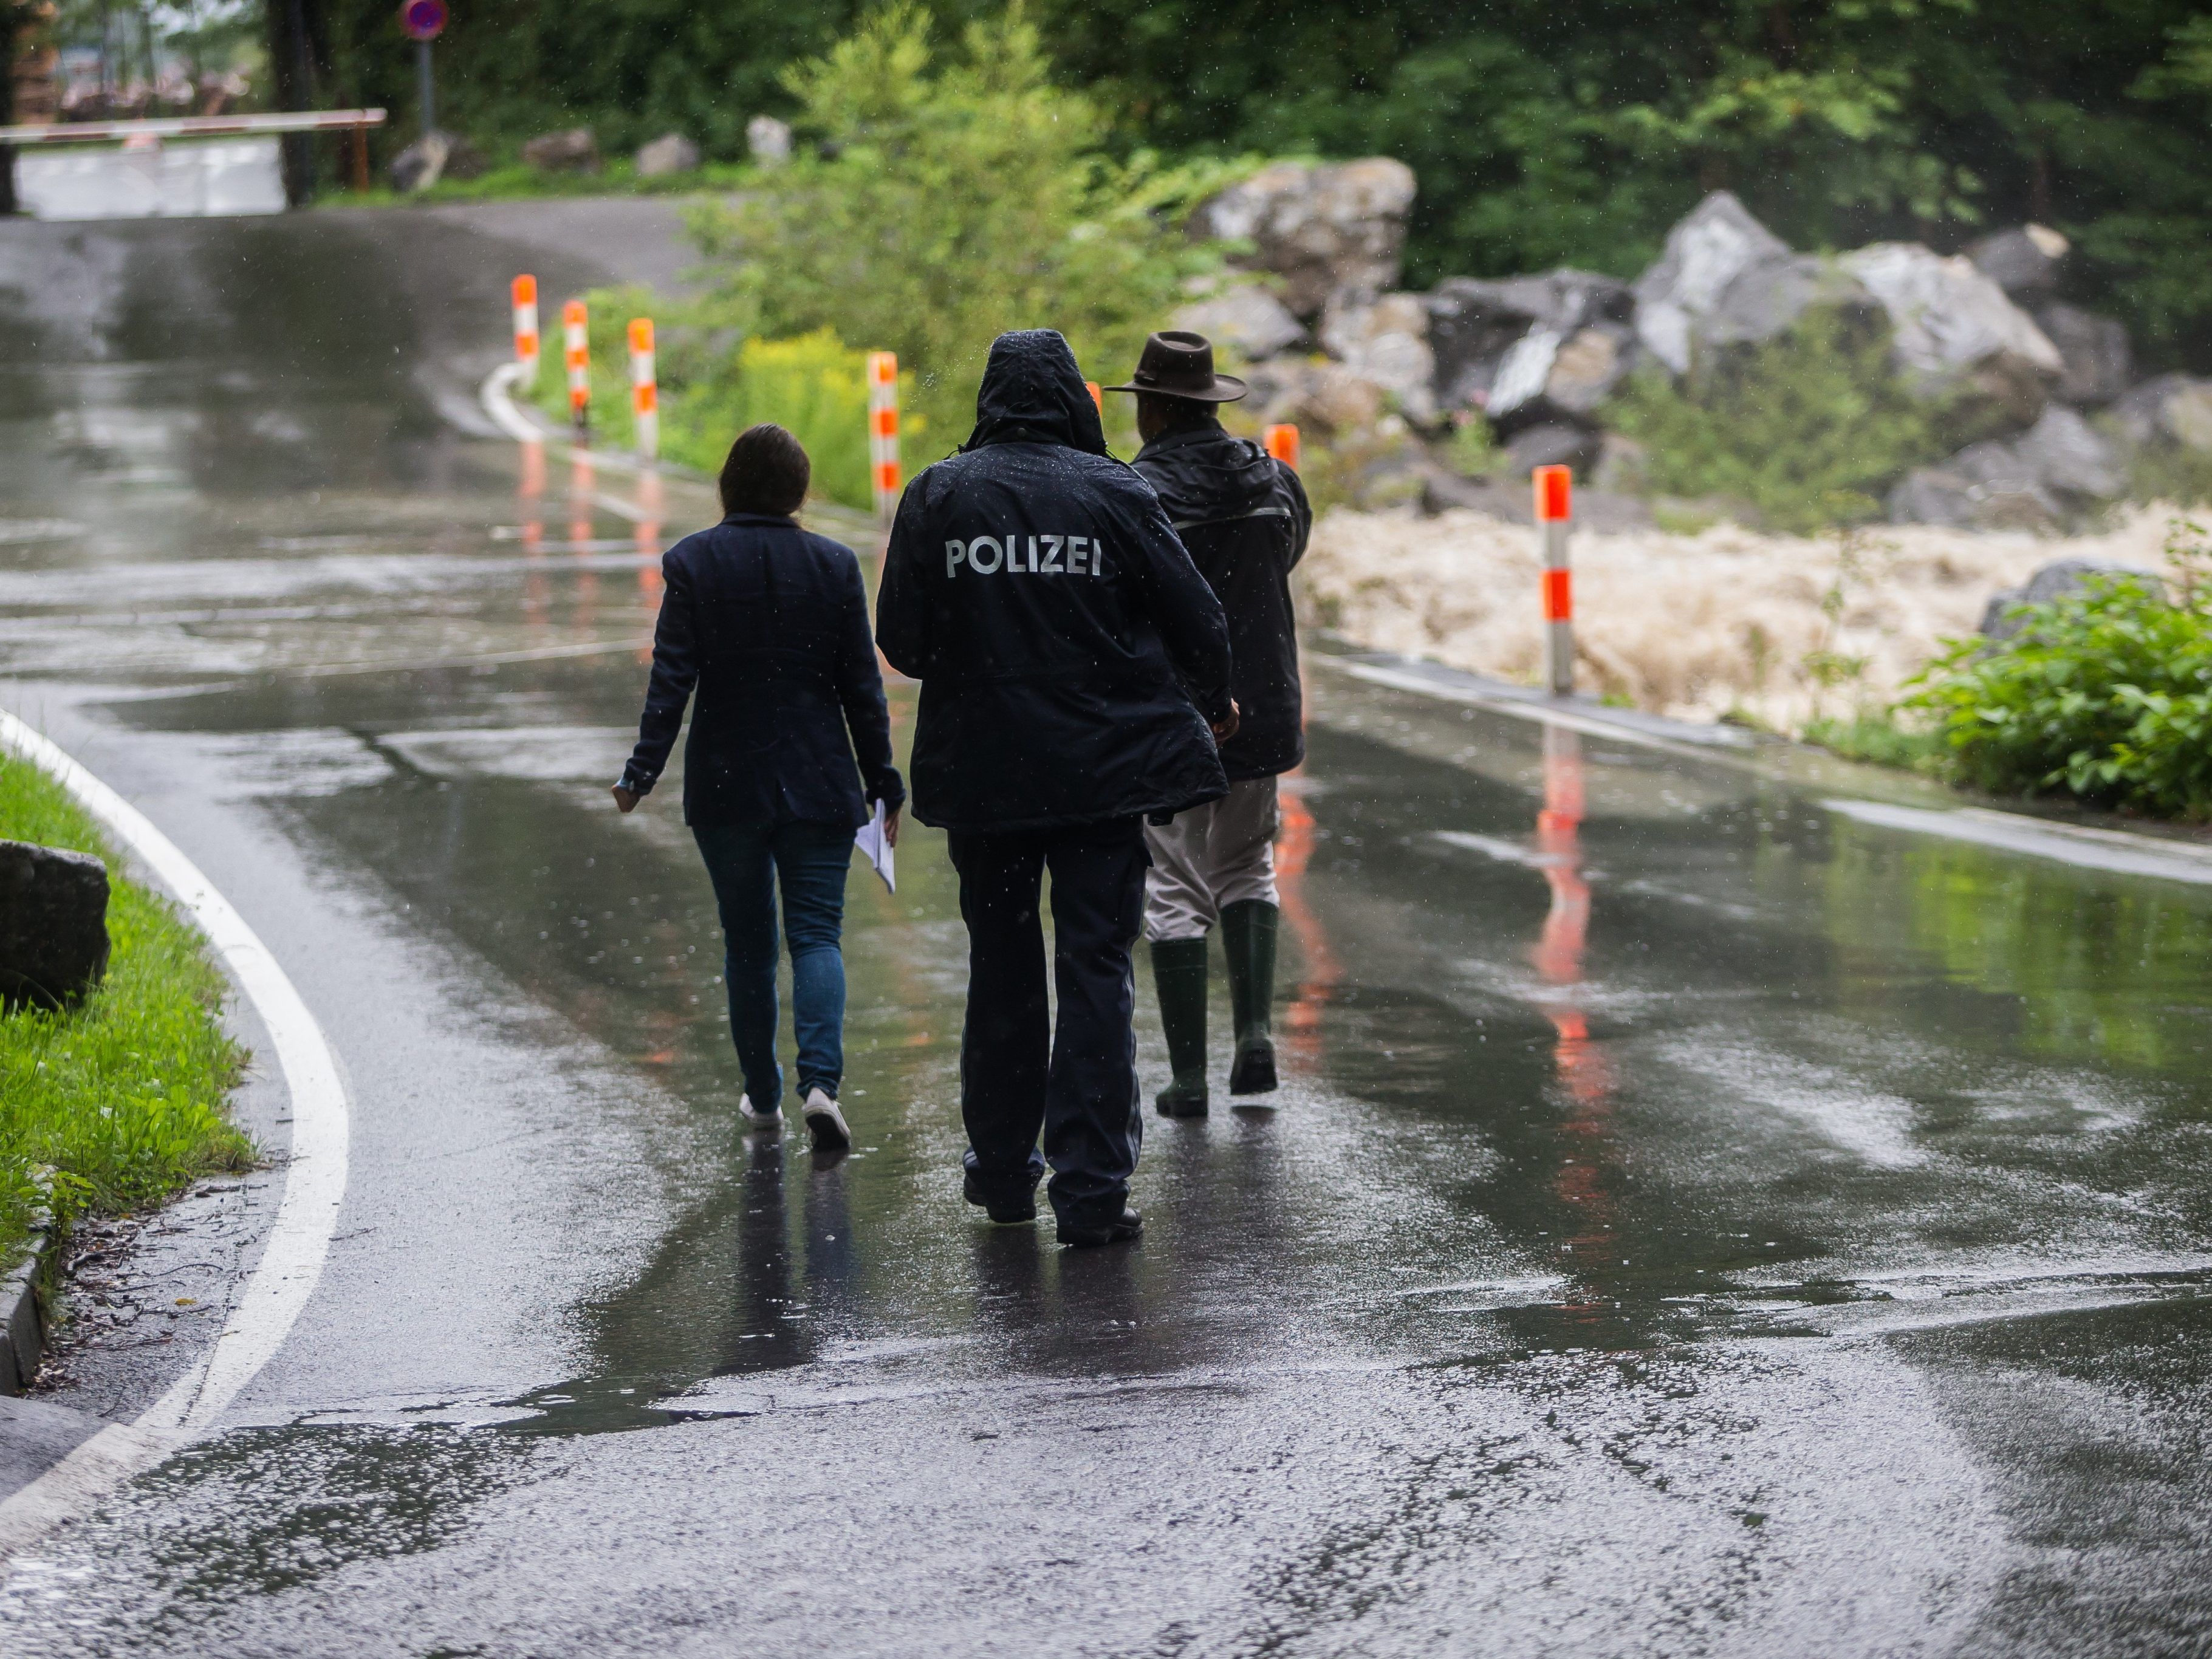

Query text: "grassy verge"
[0, 751, 253, 1274]
[320, 158, 759, 210]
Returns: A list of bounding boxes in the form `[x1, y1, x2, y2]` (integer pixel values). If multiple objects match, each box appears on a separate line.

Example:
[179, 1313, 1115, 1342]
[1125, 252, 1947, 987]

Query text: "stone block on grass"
[0, 839, 109, 1010]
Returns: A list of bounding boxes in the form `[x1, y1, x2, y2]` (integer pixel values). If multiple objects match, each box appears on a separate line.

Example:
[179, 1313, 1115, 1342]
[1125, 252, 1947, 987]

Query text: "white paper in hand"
[854, 800, 895, 892]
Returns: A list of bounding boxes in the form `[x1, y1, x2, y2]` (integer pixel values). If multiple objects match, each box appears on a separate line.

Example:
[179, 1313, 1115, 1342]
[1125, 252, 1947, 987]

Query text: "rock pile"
[1180, 166, 2211, 528]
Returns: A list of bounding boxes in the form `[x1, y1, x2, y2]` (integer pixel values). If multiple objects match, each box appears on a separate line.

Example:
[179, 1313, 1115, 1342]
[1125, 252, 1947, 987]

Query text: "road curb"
[0, 1185, 55, 1397]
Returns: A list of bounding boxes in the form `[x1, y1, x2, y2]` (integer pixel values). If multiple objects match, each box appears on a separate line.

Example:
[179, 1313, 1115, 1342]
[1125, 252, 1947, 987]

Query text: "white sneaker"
[739, 1094, 782, 1132]
[803, 1087, 851, 1152]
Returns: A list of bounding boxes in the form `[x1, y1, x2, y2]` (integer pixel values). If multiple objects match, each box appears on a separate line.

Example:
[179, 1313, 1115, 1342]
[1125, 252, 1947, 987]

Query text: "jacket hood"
[1135, 423, 1280, 525]
[962, 329, 1109, 457]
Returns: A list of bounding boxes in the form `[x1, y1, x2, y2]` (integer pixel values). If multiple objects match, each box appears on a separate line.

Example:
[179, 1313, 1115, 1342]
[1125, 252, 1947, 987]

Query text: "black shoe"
[1228, 1036, 1278, 1096]
[1057, 1206, 1143, 1248]
[1154, 1077, 1209, 1118]
[963, 1168, 1037, 1225]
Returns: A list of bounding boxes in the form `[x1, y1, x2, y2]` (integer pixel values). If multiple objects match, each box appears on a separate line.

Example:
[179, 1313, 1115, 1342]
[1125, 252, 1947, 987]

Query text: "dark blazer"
[875, 330, 1232, 834]
[1133, 424, 1312, 781]
[619, 512, 903, 829]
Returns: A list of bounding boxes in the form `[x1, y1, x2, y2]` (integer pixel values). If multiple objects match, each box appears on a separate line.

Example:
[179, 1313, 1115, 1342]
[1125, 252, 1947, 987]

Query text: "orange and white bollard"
[867, 351, 900, 522]
[563, 299, 590, 433]
[1264, 423, 1301, 470]
[1533, 463, 1574, 696]
[511, 275, 539, 380]
[628, 317, 659, 462]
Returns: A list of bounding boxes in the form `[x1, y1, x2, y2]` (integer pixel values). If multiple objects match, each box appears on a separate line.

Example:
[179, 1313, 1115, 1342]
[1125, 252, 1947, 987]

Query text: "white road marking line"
[1327, 652, 2212, 889]
[0, 711, 351, 1558]
[1824, 796, 2212, 886]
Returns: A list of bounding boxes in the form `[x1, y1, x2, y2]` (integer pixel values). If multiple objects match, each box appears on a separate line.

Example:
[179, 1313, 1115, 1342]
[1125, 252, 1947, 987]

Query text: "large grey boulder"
[1888, 406, 2122, 531]
[389, 131, 481, 192]
[2111, 374, 2212, 453]
[1191, 158, 1418, 318]
[1979, 557, 2164, 639]
[1485, 324, 1635, 429]
[2035, 304, 2132, 407]
[1632, 192, 1874, 375]
[634, 132, 700, 177]
[388, 132, 450, 193]
[1840, 242, 2061, 423]
[1241, 355, 1388, 435]
[1504, 422, 1603, 477]
[1174, 283, 1308, 361]
[747, 115, 792, 166]
[521, 127, 600, 173]
[1966, 224, 2070, 302]
[0, 840, 109, 1010]
[1318, 292, 1436, 423]
[1428, 268, 1634, 416]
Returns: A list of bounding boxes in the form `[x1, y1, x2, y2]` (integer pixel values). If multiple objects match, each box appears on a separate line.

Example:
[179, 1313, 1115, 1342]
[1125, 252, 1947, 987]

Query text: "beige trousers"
[1143, 775, 1280, 943]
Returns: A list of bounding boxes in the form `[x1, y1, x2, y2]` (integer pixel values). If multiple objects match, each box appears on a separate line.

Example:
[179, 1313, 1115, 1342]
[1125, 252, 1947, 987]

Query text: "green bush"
[1901, 533, 2212, 818]
[1603, 306, 1955, 534]
[687, 3, 1232, 451]
[0, 755, 253, 1269]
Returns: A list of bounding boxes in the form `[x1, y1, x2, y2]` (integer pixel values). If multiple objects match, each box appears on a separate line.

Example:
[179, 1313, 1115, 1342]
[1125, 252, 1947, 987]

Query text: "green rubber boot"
[1149, 936, 1211, 1117]
[1222, 900, 1280, 1096]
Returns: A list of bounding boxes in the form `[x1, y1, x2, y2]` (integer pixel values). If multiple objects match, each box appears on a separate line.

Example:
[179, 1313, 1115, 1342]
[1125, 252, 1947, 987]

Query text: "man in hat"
[876, 329, 1237, 1247]
[1106, 330, 1312, 1117]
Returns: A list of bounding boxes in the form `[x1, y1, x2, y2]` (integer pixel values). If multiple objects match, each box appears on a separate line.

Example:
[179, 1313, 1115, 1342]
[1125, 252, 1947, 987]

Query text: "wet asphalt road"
[4, 208, 2212, 1657]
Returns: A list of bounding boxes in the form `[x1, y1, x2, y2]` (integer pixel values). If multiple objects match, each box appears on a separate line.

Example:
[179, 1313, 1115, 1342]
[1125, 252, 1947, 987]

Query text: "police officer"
[876, 329, 1236, 1247]
[1106, 332, 1312, 1117]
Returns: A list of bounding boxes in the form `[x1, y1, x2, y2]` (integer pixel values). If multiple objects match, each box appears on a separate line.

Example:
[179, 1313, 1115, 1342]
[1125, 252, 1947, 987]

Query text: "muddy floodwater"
[3, 210, 2211, 1657]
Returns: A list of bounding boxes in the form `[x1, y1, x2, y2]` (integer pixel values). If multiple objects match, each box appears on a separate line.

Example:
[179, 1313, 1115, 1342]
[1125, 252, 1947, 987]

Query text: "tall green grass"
[0, 753, 253, 1271]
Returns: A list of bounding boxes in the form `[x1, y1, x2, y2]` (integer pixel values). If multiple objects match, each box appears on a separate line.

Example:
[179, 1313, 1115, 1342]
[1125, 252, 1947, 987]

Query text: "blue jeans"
[692, 819, 853, 1110]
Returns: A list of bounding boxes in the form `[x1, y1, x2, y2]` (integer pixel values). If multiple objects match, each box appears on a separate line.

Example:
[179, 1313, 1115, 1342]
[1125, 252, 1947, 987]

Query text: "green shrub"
[1603, 306, 1955, 534]
[1900, 530, 2212, 818]
[687, 3, 1233, 451]
[2128, 441, 2212, 510]
[0, 755, 253, 1268]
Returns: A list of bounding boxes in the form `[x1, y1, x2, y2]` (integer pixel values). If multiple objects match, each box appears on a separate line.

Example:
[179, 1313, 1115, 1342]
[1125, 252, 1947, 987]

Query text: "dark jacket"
[619, 512, 903, 829]
[1134, 423, 1311, 781]
[875, 330, 1233, 833]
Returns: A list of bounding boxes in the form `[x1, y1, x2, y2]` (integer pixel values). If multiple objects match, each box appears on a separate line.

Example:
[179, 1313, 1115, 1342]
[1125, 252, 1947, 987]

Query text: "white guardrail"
[0, 109, 385, 144]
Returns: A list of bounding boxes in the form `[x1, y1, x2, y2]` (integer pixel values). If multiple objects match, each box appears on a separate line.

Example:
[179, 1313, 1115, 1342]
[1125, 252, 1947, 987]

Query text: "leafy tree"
[688, 2, 1226, 450]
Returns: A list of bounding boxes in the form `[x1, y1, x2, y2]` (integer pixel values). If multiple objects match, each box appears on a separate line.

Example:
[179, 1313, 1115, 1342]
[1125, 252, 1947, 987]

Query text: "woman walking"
[613, 423, 902, 1150]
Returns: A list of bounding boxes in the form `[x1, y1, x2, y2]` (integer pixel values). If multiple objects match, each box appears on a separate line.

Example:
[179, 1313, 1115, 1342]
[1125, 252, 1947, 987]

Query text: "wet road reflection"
[5, 212, 2212, 1654]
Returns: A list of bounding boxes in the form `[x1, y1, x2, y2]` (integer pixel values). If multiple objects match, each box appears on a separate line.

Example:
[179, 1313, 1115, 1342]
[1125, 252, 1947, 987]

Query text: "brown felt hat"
[1103, 330, 1248, 403]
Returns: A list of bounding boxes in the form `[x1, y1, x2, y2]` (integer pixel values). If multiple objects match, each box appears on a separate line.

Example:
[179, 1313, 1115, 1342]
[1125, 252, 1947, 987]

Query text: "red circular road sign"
[399, 0, 447, 41]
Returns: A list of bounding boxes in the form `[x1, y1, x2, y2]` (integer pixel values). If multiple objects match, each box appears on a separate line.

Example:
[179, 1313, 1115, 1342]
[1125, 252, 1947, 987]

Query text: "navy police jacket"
[875, 330, 1233, 833]
[619, 512, 903, 829]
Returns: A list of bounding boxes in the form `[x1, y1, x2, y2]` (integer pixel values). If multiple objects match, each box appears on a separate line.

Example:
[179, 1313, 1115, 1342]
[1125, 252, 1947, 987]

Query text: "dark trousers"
[947, 816, 1148, 1228]
[693, 819, 854, 1110]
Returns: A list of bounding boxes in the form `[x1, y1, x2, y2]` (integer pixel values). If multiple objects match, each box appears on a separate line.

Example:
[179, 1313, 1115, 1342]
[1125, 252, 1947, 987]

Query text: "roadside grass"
[1801, 710, 1941, 770]
[0, 752, 253, 1273]
[323, 158, 758, 209]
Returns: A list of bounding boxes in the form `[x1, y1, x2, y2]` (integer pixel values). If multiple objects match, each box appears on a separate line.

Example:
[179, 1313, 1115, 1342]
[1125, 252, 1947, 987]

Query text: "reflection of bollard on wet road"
[510, 275, 539, 381]
[628, 318, 659, 462]
[1264, 423, 1301, 470]
[1533, 463, 1573, 697]
[563, 299, 590, 434]
[868, 351, 901, 522]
